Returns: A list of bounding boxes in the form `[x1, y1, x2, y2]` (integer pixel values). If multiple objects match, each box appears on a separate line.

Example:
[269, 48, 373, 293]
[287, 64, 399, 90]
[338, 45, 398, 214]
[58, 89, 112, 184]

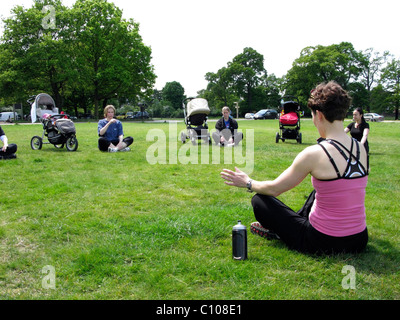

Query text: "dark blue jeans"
[251, 191, 368, 255]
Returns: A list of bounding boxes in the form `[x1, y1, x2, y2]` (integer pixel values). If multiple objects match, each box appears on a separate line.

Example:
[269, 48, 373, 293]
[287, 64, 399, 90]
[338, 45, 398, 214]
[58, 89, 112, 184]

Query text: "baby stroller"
[180, 98, 211, 145]
[28, 93, 78, 151]
[276, 96, 302, 144]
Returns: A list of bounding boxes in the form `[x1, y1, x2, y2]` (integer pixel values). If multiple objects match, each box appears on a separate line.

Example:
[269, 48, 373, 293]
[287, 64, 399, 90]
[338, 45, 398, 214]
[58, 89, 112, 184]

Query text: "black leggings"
[0, 143, 17, 157]
[251, 191, 368, 255]
[98, 137, 134, 152]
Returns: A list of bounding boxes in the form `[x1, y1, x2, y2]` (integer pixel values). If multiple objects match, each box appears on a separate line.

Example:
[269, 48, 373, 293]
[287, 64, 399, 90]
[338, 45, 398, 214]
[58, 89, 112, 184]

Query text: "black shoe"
[250, 222, 280, 240]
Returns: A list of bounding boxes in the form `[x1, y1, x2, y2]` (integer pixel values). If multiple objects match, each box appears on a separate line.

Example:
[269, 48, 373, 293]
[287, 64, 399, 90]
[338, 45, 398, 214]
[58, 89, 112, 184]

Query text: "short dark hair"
[307, 81, 352, 122]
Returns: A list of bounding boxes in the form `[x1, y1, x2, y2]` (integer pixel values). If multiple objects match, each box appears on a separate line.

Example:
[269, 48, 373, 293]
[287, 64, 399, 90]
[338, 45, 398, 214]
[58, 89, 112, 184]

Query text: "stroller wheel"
[275, 132, 280, 143]
[66, 136, 78, 152]
[30, 136, 43, 150]
[297, 132, 302, 144]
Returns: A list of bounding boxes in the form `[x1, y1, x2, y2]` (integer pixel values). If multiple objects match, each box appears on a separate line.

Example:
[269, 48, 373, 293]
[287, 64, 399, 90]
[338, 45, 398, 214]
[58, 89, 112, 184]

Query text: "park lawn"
[0, 119, 399, 300]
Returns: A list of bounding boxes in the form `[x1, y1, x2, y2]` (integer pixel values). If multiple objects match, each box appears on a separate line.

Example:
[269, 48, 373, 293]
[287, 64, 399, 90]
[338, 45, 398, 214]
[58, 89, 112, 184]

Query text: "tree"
[203, 67, 238, 112]
[162, 81, 185, 111]
[359, 48, 390, 112]
[228, 47, 266, 112]
[370, 84, 391, 114]
[70, 0, 155, 118]
[262, 73, 282, 109]
[285, 42, 364, 109]
[202, 47, 271, 115]
[0, 0, 71, 108]
[0, 0, 155, 118]
[380, 58, 400, 120]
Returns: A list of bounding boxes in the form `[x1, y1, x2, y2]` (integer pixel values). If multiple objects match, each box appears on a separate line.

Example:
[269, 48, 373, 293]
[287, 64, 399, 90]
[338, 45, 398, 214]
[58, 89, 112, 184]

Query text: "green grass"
[0, 119, 399, 300]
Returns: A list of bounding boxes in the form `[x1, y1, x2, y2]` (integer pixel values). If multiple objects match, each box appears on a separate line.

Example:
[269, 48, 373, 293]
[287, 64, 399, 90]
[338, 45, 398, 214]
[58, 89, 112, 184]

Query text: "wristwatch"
[246, 179, 253, 193]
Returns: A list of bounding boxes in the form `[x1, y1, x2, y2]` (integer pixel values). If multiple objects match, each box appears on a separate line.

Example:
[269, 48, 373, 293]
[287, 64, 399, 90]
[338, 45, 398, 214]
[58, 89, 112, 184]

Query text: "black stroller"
[180, 97, 211, 145]
[28, 93, 78, 151]
[276, 96, 302, 144]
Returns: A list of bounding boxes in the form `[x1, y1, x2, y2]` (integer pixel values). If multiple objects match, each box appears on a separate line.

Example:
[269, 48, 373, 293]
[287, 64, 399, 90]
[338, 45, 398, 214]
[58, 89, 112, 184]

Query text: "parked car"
[245, 113, 255, 119]
[0, 112, 19, 122]
[79, 113, 93, 119]
[125, 111, 134, 119]
[132, 111, 150, 119]
[364, 113, 384, 122]
[254, 109, 278, 119]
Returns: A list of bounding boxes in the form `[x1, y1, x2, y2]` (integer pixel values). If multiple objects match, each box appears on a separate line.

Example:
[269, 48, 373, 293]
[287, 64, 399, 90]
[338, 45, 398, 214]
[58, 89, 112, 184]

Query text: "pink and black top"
[309, 139, 369, 237]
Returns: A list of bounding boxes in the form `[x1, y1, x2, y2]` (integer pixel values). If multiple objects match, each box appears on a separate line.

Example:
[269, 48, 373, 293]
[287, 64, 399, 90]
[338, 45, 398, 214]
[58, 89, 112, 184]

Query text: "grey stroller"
[180, 98, 211, 145]
[28, 93, 78, 151]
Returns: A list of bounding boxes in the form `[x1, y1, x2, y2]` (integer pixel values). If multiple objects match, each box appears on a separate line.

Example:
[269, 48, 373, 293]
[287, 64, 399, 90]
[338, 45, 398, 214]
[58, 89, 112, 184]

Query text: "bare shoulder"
[296, 144, 322, 161]
[290, 144, 322, 174]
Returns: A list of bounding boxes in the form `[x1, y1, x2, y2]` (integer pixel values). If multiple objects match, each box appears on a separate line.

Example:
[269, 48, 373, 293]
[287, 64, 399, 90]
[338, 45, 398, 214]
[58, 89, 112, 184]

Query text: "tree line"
[1, 0, 399, 120]
[196, 45, 399, 119]
[0, 0, 155, 119]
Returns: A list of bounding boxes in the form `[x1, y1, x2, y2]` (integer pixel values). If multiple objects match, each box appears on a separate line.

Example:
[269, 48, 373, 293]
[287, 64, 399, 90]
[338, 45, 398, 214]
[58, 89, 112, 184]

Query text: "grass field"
[0, 118, 399, 300]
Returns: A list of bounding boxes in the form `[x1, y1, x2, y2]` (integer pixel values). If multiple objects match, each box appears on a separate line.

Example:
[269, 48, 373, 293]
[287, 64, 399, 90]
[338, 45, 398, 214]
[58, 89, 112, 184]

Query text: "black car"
[254, 109, 278, 119]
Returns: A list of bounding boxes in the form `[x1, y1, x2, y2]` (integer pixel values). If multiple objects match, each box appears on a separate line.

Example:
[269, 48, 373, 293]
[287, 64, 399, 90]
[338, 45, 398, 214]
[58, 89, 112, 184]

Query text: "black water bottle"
[232, 220, 247, 260]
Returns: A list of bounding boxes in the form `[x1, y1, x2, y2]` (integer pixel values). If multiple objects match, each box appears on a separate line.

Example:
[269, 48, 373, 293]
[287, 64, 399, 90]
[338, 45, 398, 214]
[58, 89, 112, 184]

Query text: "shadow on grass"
[252, 234, 399, 276]
[350, 236, 400, 275]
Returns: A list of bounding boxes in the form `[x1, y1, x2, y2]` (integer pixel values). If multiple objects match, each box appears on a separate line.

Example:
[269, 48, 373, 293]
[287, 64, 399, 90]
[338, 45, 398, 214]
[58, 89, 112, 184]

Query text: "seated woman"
[98, 105, 134, 152]
[221, 81, 369, 255]
[0, 125, 17, 159]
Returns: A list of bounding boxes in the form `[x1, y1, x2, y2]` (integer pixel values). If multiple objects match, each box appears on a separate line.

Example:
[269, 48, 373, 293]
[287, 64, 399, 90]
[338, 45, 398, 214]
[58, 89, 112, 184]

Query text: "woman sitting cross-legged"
[0, 125, 17, 160]
[98, 105, 134, 152]
[221, 81, 369, 255]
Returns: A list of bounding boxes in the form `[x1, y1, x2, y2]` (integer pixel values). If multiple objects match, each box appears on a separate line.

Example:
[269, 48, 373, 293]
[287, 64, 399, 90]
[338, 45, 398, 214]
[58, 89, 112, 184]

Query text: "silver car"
[364, 113, 384, 122]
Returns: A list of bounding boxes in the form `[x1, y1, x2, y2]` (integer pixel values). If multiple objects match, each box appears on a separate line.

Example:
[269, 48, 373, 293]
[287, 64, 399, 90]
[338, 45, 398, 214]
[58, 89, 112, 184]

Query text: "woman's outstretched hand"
[220, 167, 249, 188]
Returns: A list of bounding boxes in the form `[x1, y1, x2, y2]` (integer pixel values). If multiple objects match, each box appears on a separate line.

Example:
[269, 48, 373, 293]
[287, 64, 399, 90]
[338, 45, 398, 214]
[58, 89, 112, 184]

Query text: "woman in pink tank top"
[221, 81, 369, 254]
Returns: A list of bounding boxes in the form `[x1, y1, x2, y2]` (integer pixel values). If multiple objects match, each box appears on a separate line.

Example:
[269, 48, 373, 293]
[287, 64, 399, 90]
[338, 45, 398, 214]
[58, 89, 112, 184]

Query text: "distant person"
[98, 105, 133, 152]
[221, 81, 369, 255]
[0, 125, 17, 159]
[344, 107, 370, 153]
[212, 106, 243, 146]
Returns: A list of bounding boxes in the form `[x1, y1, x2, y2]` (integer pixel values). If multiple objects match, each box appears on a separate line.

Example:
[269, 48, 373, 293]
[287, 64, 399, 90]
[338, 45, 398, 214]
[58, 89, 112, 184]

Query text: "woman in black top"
[345, 107, 370, 153]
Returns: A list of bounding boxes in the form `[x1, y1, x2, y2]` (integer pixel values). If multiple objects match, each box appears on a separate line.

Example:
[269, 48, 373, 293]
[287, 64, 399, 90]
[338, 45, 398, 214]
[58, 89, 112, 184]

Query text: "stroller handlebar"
[27, 96, 36, 104]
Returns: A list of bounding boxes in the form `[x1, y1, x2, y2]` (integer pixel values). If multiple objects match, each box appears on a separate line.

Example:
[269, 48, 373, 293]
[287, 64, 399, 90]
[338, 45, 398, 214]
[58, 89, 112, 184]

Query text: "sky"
[1, 0, 399, 97]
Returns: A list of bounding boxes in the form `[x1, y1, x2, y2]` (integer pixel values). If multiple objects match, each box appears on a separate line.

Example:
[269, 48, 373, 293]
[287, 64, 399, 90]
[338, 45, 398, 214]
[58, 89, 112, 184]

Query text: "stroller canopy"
[186, 98, 210, 117]
[282, 101, 300, 113]
[30, 93, 59, 123]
